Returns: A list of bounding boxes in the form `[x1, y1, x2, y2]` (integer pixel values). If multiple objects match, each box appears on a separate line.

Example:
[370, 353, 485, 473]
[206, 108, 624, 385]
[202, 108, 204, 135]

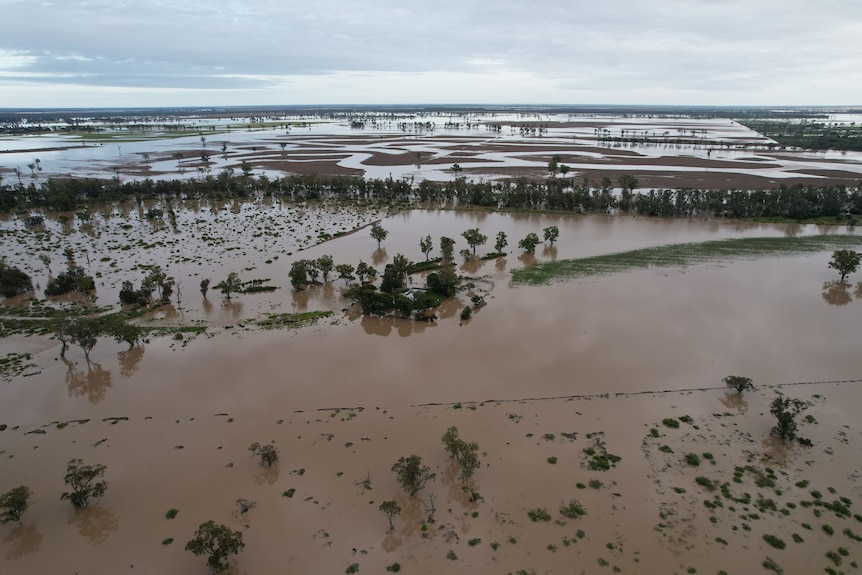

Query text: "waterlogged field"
[4, 111, 862, 189]
[1, 200, 862, 575]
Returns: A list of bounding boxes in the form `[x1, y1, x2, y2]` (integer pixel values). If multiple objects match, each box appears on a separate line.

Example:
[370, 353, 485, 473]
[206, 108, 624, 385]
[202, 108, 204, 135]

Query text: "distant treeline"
[738, 120, 862, 152]
[1, 173, 861, 222]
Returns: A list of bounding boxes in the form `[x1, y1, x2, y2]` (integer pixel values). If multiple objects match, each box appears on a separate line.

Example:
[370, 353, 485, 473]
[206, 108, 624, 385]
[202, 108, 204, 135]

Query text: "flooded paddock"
[2, 204, 862, 574]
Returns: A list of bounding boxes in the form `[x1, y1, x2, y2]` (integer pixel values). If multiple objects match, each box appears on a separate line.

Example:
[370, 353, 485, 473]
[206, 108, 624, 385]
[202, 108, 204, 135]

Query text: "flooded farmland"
[2, 199, 862, 574]
[2, 110, 862, 575]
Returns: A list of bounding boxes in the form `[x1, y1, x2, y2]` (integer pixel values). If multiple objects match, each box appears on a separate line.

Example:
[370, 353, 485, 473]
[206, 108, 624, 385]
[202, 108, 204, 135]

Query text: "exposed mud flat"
[4, 113, 862, 187]
[2, 207, 862, 573]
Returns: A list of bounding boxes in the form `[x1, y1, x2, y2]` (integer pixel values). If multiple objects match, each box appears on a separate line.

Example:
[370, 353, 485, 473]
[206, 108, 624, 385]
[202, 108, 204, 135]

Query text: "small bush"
[685, 453, 700, 466]
[446, 550, 458, 560]
[824, 524, 835, 535]
[658, 445, 673, 454]
[528, 508, 552, 522]
[662, 418, 680, 428]
[468, 538, 481, 547]
[165, 508, 179, 519]
[763, 534, 786, 549]
[283, 489, 296, 498]
[547, 456, 558, 464]
[346, 563, 360, 574]
[162, 538, 174, 545]
[560, 499, 587, 519]
[386, 563, 401, 573]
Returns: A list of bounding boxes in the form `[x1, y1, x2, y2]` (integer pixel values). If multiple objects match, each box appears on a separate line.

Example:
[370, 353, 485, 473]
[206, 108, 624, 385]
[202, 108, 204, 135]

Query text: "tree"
[494, 231, 508, 254]
[200, 278, 210, 298]
[356, 261, 376, 285]
[441, 426, 480, 482]
[723, 375, 754, 395]
[518, 233, 540, 254]
[289, 260, 308, 290]
[392, 455, 435, 496]
[370, 222, 388, 247]
[108, 321, 142, 349]
[248, 442, 279, 467]
[306, 260, 320, 283]
[68, 318, 100, 362]
[379, 500, 401, 531]
[61, 459, 108, 508]
[39, 254, 52, 275]
[420, 235, 434, 261]
[185, 520, 245, 573]
[336, 263, 356, 285]
[316, 255, 334, 282]
[543, 225, 559, 245]
[828, 249, 861, 282]
[548, 154, 560, 175]
[0, 486, 31, 524]
[440, 236, 456, 262]
[0, 260, 33, 298]
[461, 228, 488, 256]
[215, 272, 241, 300]
[44, 264, 95, 296]
[770, 396, 809, 442]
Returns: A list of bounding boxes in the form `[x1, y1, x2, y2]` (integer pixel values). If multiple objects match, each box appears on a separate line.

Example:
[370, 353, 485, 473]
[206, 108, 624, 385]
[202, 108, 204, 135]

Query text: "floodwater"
[4, 113, 862, 186]
[2, 208, 862, 574]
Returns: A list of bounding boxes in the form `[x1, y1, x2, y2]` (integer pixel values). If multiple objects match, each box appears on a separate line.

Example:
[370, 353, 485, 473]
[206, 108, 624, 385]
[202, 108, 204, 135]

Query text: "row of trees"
[3, 171, 861, 222]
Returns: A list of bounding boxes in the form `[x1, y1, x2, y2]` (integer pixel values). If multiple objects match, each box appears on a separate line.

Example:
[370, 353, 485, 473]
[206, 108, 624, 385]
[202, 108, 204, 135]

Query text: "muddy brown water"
[2, 210, 862, 574]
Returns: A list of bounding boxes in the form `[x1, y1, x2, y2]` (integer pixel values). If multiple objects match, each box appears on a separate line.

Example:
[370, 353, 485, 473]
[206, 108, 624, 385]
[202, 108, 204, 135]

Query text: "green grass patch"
[511, 235, 862, 286]
[257, 310, 333, 330]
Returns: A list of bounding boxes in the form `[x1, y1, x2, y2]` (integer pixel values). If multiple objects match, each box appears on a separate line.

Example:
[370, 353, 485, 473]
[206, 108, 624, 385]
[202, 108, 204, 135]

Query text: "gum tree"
[420, 235, 434, 261]
[392, 455, 435, 496]
[186, 520, 245, 573]
[379, 500, 401, 531]
[723, 375, 754, 395]
[370, 222, 388, 247]
[461, 228, 487, 255]
[543, 225, 559, 245]
[770, 396, 809, 442]
[494, 231, 508, 254]
[248, 442, 279, 467]
[0, 486, 32, 524]
[61, 459, 108, 508]
[518, 233, 540, 254]
[829, 249, 861, 281]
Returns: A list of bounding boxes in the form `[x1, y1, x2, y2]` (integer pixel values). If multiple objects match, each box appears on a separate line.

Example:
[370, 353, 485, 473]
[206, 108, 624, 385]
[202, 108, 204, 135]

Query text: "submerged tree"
[0, 260, 33, 298]
[420, 235, 434, 261]
[370, 222, 388, 247]
[461, 228, 488, 256]
[356, 261, 376, 285]
[770, 396, 809, 442]
[543, 225, 559, 245]
[336, 263, 356, 285]
[185, 520, 245, 573]
[215, 272, 241, 300]
[0, 486, 32, 524]
[723, 375, 754, 395]
[392, 455, 435, 496]
[828, 249, 861, 282]
[248, 442, 279, 467]
[494, 231, 508, 254]
[379, 500, 401, 531]
[61, 459, 108, 508]
[441, 426, 481, 482]
[316, 255, 334, 282]
[518, 233, 540, 254]
[289, 260, 309, 290]
[440, 236, 456, 262]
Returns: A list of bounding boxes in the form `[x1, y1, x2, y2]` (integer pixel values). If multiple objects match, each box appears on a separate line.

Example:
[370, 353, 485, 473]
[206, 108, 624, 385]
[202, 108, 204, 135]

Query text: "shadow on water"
[65, 358, 113, 404]
[821, 280, 853, 306]
[542, 244, 558, 261]
[68, 505, 119, 544]
[372, 248, 387, 267]
[254, 463, 280, 486]
[117, 345, 145, 378]
[719, 392, 749, 413]
[3, 523, 44, 560]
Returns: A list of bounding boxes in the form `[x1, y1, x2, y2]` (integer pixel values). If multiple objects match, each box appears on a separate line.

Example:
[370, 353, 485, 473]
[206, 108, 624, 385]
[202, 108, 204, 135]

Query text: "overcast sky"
[1, 0, 860, 108]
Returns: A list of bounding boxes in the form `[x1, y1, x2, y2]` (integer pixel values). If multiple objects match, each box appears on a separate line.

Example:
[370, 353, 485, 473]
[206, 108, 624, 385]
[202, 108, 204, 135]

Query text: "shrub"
[527, 508, 552, 522]
[763, 534, 786, 549]
[662, 418, 680, 429]
[560, 499, 587, 519]
[685, 453, 700, 466]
